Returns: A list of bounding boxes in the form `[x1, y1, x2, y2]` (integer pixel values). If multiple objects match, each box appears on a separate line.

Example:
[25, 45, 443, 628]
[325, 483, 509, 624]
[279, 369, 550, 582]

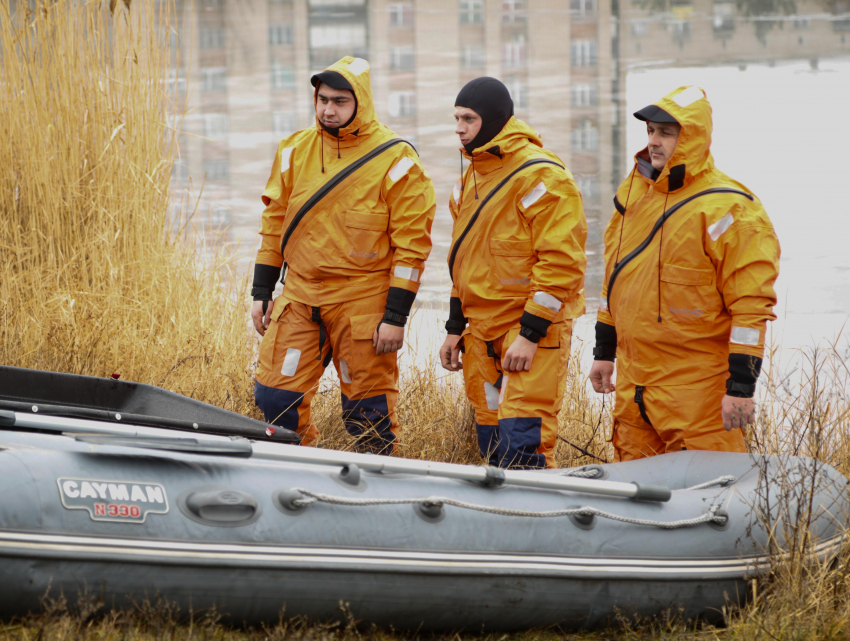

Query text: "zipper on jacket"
[606, 187, 754, 310]
[280, 138, 414, 259]
[448, 158, 563, 282]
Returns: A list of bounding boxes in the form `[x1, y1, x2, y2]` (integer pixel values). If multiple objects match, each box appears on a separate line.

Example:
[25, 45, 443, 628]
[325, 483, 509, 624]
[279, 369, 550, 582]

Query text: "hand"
[590, 360, 615, 394]
[722, 394, 755, 431]
[251, 299, 273, 336]
[503, 335, 538, 372]
[373, 323, 404, 355]
[440, 335, 463, 371]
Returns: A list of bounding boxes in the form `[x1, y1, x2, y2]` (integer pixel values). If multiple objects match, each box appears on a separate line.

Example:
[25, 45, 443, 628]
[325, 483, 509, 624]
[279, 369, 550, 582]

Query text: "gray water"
[168, 0, 850, 353]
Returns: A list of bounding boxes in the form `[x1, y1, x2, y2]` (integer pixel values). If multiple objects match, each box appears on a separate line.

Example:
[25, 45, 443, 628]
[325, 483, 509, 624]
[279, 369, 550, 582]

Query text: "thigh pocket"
[347, 312, 390, 388]
[660, 264, 720, 325]
[505, 326, 559, 406]
[345, 211, 390, 268]
[489, 239, 534, 292]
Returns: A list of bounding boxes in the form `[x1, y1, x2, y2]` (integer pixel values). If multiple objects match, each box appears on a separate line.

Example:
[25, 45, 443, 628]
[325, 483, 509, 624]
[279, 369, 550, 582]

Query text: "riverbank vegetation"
[2, 0, 850, 639]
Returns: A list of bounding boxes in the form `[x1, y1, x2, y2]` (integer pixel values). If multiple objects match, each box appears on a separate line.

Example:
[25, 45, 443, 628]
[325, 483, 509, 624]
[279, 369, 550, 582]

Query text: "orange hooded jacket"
[596, 86, 780, 388]
[447, 117, 587, 341]
[252, 57, 435, 317]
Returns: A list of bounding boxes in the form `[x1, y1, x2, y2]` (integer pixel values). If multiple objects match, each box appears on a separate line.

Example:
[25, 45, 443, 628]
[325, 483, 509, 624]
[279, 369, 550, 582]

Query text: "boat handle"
[184, 488, 259, 524]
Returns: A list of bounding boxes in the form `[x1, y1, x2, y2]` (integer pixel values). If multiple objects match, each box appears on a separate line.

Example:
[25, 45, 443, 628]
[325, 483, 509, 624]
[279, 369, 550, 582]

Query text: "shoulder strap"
[606, 187, 754, 302]
[279, 138, 414, 279]
[448, 158, 563, 282]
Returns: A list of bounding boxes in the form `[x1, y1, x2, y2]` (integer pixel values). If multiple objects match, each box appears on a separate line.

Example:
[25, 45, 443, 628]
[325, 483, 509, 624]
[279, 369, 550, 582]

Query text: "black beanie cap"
[455, 77, 514, 154]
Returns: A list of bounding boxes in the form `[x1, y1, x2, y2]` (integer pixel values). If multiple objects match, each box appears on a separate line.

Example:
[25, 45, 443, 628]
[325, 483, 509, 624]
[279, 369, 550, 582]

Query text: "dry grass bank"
[3, 1, 850, 639]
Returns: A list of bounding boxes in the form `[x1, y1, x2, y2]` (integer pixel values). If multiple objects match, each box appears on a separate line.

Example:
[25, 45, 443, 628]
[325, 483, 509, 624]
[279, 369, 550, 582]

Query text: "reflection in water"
[168, 0, 849, 314]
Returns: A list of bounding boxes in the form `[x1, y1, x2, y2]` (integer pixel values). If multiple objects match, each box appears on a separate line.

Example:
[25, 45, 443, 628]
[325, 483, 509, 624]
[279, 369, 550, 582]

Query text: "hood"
[634, 86, 715, 193]
[461, 117, 543, 175]
[313, 57, 379, 142]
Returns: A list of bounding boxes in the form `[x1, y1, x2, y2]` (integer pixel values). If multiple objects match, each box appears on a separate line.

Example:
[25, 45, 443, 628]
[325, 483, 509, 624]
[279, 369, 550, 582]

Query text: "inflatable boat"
[0, 365, 846, 630]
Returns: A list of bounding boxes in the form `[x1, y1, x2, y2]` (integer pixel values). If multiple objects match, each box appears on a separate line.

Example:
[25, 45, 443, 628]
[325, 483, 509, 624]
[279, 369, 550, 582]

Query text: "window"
[571, 84, 597, 108]
[309, 24, 367, 48]
[502, 35, 526, 67]
[270, 65, 295, 90]
[203, 113, 229, 141]
[713, 2, 735, 31]
[571, 119, 598, 152]
[203, 158, 229, 181]
[575, 175, 599, 200]
[501, 0, 525, 23]
[504, 77, 528, 109]
[571, 39, 597, 66]
[388, 2, 414, 27]
[461, 44, 485, 68]
[571, 0, 596, 17]
[388, 91, 416, 117]
[631, 20, 648, 36]
[200, 67, 226, 93]
[272, 112, 297, 138]
[166, 68, 187, 93]
[792, 17, 810, 29]
[199, 28, 224, 49]
[459, 0, 484, 24]
[389, 46, 415, 71]
[669, 19, 691, 38]
[269, 24, 294, 45]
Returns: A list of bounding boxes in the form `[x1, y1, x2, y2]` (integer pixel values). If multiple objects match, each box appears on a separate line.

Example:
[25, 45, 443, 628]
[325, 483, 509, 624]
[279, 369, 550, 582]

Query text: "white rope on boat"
[559, 468, 602, 478]
[290, 488, 727, 529]
[685, 475, 737, 491]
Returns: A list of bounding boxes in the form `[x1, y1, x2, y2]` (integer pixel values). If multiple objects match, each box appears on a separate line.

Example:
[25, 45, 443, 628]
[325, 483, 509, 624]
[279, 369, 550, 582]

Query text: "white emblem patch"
[672, 86, 704, 109]
[281, 347, 301, 377]
[388, 157, 414, 182]
[484, 382, 500, 411]
[339, 358, 352, 384]
[707, 212, 734, 241]
[521, 182, 547, 208]
[347, 58, 370, 76]
[58, 478, 169, 523]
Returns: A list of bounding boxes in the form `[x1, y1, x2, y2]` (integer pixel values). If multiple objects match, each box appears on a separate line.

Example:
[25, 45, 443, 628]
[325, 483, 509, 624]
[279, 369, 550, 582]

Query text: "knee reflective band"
[634, 385, 652, 427]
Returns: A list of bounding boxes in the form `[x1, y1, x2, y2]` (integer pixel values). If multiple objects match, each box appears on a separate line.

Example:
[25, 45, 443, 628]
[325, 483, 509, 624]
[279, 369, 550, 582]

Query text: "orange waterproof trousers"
[461, 322, 572, 469]
[255, 291, 398, 453]
[611, 374, 746, 461]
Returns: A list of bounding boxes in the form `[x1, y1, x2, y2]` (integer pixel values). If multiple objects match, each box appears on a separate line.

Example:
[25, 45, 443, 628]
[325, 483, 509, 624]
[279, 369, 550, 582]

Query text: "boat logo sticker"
[56, 478, 169, 524]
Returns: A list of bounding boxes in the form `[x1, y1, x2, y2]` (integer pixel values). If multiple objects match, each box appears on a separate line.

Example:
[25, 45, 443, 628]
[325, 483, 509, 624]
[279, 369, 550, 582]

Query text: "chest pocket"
[490, 238, 534, 290]
[660, 264, 719, 324]
[344, 210, 390, 267]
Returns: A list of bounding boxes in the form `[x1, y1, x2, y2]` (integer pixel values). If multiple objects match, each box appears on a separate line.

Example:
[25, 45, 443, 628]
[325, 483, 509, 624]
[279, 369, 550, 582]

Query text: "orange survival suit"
[446, 109, 587, 469]
[594, 86, 780, 460]
[252, 57, 435, 452]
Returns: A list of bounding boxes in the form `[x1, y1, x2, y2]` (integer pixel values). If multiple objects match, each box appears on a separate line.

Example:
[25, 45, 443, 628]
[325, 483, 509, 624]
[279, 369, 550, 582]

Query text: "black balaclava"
[454, 77, 514, 154]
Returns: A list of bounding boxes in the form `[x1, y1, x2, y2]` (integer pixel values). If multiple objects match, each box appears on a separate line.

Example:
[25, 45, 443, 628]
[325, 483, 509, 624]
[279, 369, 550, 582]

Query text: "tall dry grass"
[3, 1, 850, 639]
[0, 0, 257, 413]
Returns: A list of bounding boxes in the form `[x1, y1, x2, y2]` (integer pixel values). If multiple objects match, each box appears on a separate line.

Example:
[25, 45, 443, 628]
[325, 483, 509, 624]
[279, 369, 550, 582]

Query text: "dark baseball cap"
[310, 70, 354, 92]
[633, 104, 679, 124]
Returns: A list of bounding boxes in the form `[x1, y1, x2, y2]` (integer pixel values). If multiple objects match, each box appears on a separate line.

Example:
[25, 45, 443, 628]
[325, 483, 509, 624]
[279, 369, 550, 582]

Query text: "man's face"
[454, 106, 482, 148]
[646, 121, 681, 171]
[316, 84, 355, 129]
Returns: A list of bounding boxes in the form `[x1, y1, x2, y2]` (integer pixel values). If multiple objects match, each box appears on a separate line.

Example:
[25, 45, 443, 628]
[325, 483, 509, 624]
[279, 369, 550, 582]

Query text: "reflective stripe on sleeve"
[707, 212, 734, 241]
[280, 146, 294, 173]
[339, 358, 352, 384]
[521, 182, 547, 208]
[281, 347, 301, 377]
[394, 266, 420, 282]
[730, 326, 759, 346]
[599, 297, 608, 312]
[388, 157, 415, 183]
[533, 291, 561, 312]
[452, 180, 461, 202]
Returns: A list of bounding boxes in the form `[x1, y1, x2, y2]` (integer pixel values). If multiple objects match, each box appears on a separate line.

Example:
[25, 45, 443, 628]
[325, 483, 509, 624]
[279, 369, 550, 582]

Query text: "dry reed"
[3, 1, 850, 639]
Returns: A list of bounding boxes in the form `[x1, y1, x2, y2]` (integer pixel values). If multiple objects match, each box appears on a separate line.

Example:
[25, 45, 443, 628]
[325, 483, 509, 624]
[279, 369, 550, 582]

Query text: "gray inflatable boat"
[0, 365, 846, 630]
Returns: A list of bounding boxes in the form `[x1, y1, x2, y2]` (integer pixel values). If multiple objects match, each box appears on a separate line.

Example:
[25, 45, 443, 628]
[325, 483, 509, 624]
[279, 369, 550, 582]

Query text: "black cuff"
[382, 310, 407, 327]
[593, 321, 617, 361]
[386, 286, 417, 317]
[519, 311, 552, 338]
[445, 297, 467, 335]
[519, 324, 544, 343]
[726, 354, 762, 397]
[252, 264, 281, 300]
